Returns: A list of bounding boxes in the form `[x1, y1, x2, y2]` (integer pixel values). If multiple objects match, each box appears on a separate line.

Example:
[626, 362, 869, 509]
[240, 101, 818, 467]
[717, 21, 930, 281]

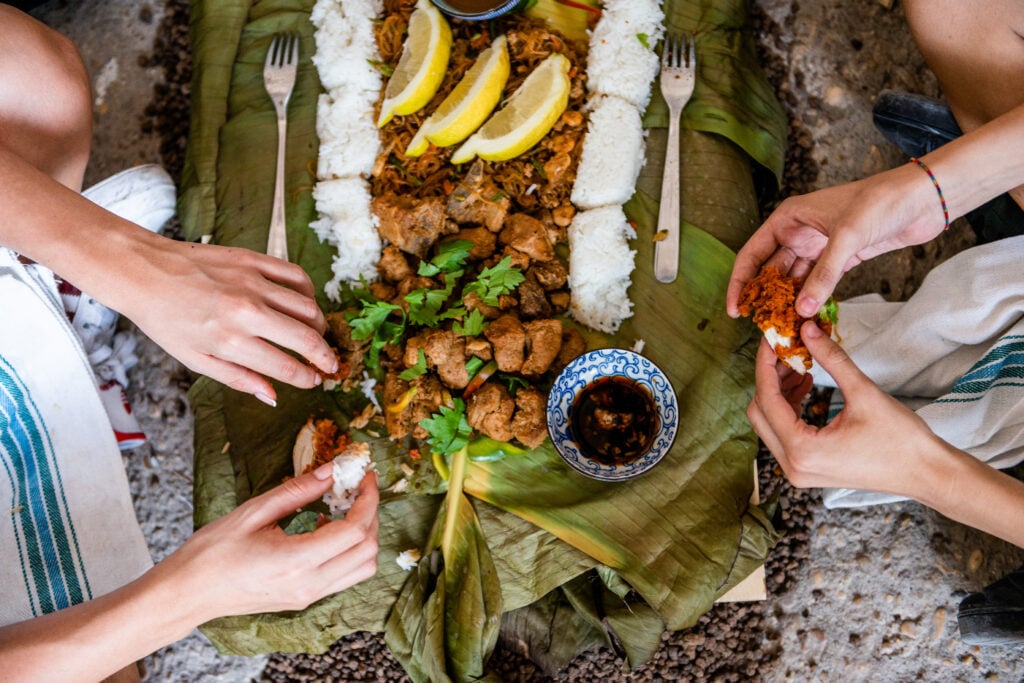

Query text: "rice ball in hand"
[324, 442, 374, 516]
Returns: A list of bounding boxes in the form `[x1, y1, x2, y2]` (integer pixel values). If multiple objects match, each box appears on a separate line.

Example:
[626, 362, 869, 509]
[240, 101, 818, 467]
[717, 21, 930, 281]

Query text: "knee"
[0, 7, 92, 152]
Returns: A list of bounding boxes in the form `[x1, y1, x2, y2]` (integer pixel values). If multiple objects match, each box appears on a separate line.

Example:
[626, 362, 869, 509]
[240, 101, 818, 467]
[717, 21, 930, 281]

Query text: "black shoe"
[958, 565, 1024, 646]
[872, 90, 963, 158]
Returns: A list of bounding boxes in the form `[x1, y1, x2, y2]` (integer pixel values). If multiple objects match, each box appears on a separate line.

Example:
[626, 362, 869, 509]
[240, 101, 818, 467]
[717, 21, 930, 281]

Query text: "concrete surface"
[24, 0, 1024, 680]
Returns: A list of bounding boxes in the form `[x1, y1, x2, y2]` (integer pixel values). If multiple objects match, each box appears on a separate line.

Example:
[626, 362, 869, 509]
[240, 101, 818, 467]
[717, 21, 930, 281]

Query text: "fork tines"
[662, 32, 695, 70]
[265, 32, 298, 69]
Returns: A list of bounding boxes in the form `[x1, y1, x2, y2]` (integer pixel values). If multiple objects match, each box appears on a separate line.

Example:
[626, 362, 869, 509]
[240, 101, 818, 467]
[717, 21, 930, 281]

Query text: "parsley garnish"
[637, 33, 650, 49]
[406, 271, 462, 327]
[418, 240, 473, 277]
[420, 399, 473, 456]
[346, 301, 405, 369]
[453, 308, 487, 337]
[399, 348, 428, 381]
[462, 256, 525, 307]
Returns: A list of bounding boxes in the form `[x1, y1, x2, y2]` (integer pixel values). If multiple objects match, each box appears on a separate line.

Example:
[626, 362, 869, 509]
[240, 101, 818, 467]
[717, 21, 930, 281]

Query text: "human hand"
[746, 320, 945, 497]
[726, 163, 946, 319]
[160, 463, 379, 619]
[113, 236, 337, 404]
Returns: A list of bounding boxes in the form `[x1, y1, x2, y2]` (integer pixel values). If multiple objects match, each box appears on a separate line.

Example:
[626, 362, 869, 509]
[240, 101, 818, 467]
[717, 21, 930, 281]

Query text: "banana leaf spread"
[182, 0, 787, 676]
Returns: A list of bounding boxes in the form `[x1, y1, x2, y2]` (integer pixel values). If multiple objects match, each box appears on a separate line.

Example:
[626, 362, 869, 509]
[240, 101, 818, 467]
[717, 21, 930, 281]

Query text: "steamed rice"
[567, 206, 637, 333]
[570, 95, 647, 210]
[566, 0, 663, 332]
[323, 441, 373, 516]
[310, 0, 384, 296]
[585, 0, 665, 111]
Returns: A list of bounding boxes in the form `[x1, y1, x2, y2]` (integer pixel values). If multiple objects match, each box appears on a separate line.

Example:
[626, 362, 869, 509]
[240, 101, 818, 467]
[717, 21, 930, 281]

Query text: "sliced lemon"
[406, 35, 511, 157]
[450, 53, 571, 165]
[377, 0, 453, 128]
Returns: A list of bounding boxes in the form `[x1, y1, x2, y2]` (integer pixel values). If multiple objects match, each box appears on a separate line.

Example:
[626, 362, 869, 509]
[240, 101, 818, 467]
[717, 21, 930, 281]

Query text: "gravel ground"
[29, 0, 1024, 680]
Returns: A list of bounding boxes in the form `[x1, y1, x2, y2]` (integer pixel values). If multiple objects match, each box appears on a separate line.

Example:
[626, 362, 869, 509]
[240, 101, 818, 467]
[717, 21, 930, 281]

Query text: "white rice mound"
[585, 0, 665, 111]
[323, 441, 373, 516]
[310, 0, 385, 298]
[309, 178, 382, 300]
[570, 95, 647, 210]
[568, 206, 637, 334]
[567, 0, 662, 333]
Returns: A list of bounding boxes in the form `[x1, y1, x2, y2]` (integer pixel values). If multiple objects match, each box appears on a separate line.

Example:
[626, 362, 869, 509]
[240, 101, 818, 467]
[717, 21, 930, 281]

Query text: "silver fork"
[263, 33, 299, 262]
[653, 33, 696, 284]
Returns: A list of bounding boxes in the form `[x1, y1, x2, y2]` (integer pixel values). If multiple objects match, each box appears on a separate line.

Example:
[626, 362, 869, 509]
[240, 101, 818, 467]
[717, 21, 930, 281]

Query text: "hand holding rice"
[324, 442, 374, 516]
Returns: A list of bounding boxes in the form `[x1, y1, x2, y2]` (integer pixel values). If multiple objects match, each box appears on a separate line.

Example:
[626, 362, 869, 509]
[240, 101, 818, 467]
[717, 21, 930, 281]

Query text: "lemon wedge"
[377, 0, 452, 128]
[450, 53, 571, 164]
[405, 35, 511, 157]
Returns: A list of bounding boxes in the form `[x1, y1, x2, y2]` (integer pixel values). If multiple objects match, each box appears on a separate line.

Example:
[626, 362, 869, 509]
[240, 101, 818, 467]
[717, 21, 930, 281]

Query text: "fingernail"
[803, 321, 823, 338]
[254, 392, 277, 408]
[313, 373, 323, 386]
[330, 358, 340, 374]
[314, 461, 334, 480]
[797, 296, 819, 318]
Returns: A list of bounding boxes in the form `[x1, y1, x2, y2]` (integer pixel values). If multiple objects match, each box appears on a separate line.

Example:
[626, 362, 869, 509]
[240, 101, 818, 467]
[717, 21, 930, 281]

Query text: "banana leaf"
[181, 0, 786, 671]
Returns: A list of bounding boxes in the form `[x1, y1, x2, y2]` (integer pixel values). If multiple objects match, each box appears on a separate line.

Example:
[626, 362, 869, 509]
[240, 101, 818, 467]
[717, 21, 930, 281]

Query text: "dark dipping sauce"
[569, 376, 659, 466]
[438, 0, 518, 13]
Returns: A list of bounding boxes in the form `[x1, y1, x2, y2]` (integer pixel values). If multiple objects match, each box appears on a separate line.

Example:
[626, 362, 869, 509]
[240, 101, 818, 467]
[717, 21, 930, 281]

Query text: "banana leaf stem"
[441, 445, 469, 558]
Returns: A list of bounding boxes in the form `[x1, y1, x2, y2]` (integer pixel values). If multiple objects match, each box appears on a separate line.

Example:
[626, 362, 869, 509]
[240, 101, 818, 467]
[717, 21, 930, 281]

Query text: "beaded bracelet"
[909, 157, 950, 230]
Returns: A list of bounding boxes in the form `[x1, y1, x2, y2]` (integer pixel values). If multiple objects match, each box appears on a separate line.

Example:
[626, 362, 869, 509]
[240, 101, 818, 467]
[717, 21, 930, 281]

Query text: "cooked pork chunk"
[500, 213, 555, 262]
[467, 383, 515, 442]
[374, 193, 453, 258]
[452, 227, 497, 260]
[521, 319, 563, 378]
[447, 160, 510, 232]
[484, 314, 526, 373]
[530, 259, 568, 291]
[516, 275, 552, 319]
[406, 329, 469, 389]
[554, 327, 587, 371]
[379, 244, 413, 282]
[511, 387, 547, 449]
[382, 373, 413, 439]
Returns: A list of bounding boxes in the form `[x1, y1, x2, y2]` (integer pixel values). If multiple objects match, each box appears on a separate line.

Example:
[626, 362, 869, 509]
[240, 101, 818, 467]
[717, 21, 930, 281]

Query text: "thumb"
[801, 320, 870, 394]
[240, 461, 335, 528]
[795, 234, 858, 318]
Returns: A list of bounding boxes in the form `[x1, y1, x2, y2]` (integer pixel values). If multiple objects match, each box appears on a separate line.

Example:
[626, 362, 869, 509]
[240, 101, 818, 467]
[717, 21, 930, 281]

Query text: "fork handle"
[654, 107, 682, 283]
[267, 116, 289, 262]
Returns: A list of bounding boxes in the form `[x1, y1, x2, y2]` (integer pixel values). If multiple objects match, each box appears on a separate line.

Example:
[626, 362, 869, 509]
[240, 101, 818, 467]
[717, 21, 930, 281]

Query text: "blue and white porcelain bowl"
[547, 348, 678, 482]
[429, 0, 523, 21]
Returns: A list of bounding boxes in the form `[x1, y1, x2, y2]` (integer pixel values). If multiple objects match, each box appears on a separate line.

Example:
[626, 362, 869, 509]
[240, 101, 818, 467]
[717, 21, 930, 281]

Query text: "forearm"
[919, 102, 1024, 221]
[0, 146, 161, 310]
[914, 441, 1024, 549]
[0, 563, 212, 683]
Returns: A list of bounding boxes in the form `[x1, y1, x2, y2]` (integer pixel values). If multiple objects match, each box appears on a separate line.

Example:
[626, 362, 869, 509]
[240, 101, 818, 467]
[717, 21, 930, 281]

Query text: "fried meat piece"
[511, 387, 548, 449]
[484, 314, 526, 373]
[447, 160, 510, 232]
[405, 329, 470, 389]
[373, 193, 453, 259]
[379, 244, 413, 282]
[467, 383, 515, 442]
[500, 213, 555, 263]
[521, 319, 563, 378]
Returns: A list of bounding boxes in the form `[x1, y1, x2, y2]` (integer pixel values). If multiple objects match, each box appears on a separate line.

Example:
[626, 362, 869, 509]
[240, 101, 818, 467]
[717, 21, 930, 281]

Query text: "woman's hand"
[162, 462, 380, 619]
[111, 236, 338, 405]
[746, 320, 944, 496]
[726, 163, 945, 320]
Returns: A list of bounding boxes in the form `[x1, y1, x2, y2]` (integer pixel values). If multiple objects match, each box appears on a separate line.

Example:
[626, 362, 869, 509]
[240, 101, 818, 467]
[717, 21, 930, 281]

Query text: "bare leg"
[903, 0, 1024, 208]
[0, 5, 92, 190]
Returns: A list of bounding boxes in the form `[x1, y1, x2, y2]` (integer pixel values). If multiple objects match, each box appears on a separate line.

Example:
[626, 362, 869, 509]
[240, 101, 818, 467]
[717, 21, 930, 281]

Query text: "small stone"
[809, 628, 825, 641]
[968, 549, 984, 573]
[813, 571, 824, 587]
[932, 608, 947, 640]
[900, 620, 918, 638]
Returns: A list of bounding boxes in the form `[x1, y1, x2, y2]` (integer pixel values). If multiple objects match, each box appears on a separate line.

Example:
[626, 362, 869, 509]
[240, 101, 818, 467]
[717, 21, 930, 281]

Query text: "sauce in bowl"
[569, 375, 659, 466]
[430, 0, 523, 20]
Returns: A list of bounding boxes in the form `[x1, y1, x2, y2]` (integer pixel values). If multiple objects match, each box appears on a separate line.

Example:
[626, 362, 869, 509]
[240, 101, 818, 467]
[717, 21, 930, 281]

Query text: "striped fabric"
[810, 236, 1024, 508]
[1, 355, 92, 616]
[0, 248, 152, 626]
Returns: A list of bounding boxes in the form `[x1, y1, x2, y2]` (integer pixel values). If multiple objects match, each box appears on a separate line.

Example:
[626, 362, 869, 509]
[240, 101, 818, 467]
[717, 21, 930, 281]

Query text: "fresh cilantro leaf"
[420, 399, 473, 456]
[418, 240, 473, 277]
[500, 374, 529, 395]
[453, 308, 487, 337]
[406, 271, 462, 327]
[637, 33, 650, 49]
[462, 257, 525, 306]
[399, 348, 428, 381]
[346, 301, 405, 370]
[439, 305, 468, 321]
[347, 300, 401, 341]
